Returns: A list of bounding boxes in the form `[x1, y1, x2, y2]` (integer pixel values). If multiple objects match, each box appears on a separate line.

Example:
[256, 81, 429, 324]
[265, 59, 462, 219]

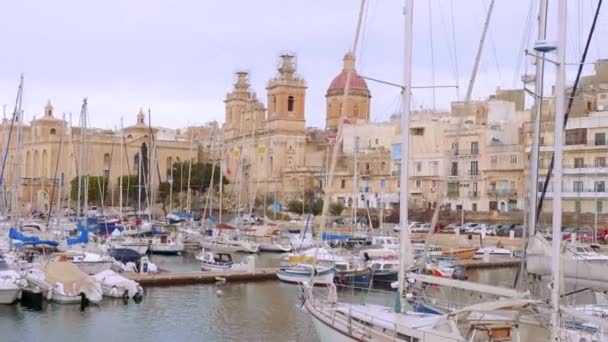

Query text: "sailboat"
[0, 253, 26, 304]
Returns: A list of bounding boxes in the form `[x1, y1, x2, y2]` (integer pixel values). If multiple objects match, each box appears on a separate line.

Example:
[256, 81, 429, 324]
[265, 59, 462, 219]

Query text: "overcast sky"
[0, 0, 606, 130]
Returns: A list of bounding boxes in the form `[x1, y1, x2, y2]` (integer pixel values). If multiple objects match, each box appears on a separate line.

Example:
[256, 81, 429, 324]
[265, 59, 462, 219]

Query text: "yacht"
[200, 236, 259, 254]
[25, 261, 102, 304]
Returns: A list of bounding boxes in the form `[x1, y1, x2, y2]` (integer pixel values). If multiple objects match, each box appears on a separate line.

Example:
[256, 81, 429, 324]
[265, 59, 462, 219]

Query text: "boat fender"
[133, 292, 143, 304]
[80, 293, 89, 311]
[122, 289, 129, 304]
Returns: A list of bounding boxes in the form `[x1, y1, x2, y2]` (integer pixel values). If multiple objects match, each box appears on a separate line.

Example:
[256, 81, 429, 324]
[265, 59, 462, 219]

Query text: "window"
[412, 128, 424, 135]
[353, 104, 359, 117]
[473, 182, 478, 196]
[272, 96, 277, 113]
[470, 161, 478, 175]
[538, 181, 544, 192]
[565, 128, 587, 145]
[287, 96, 295, 112]
[596, 133, 606, 146]
[451, 143, 459, 155]
[341, 179, 346, 189]
[472, 203, 478, 212]
[451, 162, 458, 176]
[595, 181, 605, 192]
[365, 163, 370, 171]
[416, 162, 421, 172]
[447, 182, 459, 197]
[471, 141, 479, 155]
[539, 136, 545, 146]
[415, 179, 421, 188]
[573, 181, 584, 192]
[574, 157, 585, 168]
[431, 161, 439, 175]
[381, 162, 386, 171]
[510, 155, 517, 164]
[50, 128, 56, 135]
[575, 200, 582, 213]
[595, 157, 606, 167]
[598, 200, 604, 214]
[491, 156, 497, 168]
[431, 180, 437, 188]
[375, 138, 379, 144]
[588, 101, 593, 111]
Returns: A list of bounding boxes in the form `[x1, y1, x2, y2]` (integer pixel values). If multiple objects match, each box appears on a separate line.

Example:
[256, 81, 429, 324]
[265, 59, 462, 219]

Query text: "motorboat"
[333, 258, 371, 288]
[277, 263, 334, 285]
[200, 236, 259, 254]
[110, 237, 150, 255]
[52, 251, 113, 275]
[369, 257, 399, 288]
[196, 251, 247, 272]
[0, 254, 25, 304]
[25, 261, 102, 304]
[93, 269, 143, 301]
[259, 235, 292, 253]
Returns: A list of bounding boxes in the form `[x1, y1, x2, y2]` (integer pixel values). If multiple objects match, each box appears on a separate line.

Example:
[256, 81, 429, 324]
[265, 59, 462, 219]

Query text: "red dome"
[327, 71, 369, 92]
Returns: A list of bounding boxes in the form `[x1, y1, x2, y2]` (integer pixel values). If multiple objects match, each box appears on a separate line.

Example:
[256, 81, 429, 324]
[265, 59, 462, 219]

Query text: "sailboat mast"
[527, 0, 548, 237]
[550, 0, 566, 338]
[12, 75, 24, 224]
[219, 139, 223, 224]
[119, 117, 123, 218]
[186, 130, 194, 214]
[397, 0, 415, 308]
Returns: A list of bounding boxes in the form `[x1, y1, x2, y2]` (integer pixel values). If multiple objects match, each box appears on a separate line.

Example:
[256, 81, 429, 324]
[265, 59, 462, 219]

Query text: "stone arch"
[42, 150, 48, 178]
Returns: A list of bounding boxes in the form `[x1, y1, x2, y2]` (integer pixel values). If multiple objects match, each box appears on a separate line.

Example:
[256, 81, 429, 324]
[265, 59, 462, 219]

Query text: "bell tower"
[266, 54, 306, 132]
[223, 71, 265, 139]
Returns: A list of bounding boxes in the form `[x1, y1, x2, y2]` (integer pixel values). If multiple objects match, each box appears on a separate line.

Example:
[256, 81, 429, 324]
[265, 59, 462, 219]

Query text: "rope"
[513, 0, 536, 87]
[428, 0, 436, 112]
[449, 0, 461, 99]
[536, 0, 604, 222]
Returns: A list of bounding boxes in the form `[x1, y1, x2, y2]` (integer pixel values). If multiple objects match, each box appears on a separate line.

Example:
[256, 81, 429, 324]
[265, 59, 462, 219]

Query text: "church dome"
[327, 52, 369, 94]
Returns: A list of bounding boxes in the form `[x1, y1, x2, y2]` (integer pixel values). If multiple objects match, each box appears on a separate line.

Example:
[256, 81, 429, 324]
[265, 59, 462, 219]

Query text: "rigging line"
[428, 0, 436, 112]
[480, 0, 502, 85]
[449, 0, 460, 100]
[357, 0, 371, 71]
[437, 0, 457, 91]
[513, 0, 535, 87]
[536, 0, 603, 223]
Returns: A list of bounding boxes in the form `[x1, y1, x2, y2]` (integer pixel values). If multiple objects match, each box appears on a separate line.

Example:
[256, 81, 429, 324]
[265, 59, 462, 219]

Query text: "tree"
[116, 175, 139, 207]
[330, 202, 345, 216]
[70, 176, 109, 207]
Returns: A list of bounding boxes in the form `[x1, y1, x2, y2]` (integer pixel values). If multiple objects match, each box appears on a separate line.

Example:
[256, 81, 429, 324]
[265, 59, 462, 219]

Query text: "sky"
[0, 0, 606, 130]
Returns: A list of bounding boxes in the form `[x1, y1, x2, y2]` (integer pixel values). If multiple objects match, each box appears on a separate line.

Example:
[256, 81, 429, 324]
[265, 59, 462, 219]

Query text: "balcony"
[487, 188, 517, 197]
[560, 164, 608, 175]
[542, 189, 608, 199]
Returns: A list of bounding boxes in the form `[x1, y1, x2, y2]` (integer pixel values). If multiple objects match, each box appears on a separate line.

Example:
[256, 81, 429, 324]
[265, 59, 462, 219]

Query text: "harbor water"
[0, 253, 517, 342]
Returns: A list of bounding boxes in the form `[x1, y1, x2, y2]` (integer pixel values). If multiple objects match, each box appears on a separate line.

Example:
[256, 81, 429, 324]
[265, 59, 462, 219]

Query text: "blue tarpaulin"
[67, 227, 89, 245]
[14, 240, 59, 248]
[321, 232, 352, 241]
[9, 228, 39, 242]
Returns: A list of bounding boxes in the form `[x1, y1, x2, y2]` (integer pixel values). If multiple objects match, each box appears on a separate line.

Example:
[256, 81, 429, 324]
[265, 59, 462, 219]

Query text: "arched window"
[33, 150, 40, 177]
[50, 128, 56, 135]
[103, 153, 111, 171]
[166, 157, 173, 180]
[353, 104, 359, 117]
[272, 96, 277, 113]
[42, 150, 48, 178]
[287, 96, 295, 112]
[25, 151, 31, 177]
[134, 153, 140, 172]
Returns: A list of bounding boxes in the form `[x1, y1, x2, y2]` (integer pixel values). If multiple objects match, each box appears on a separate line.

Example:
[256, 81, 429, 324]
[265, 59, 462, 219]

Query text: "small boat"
[53, 251, 113, 275]
[333, 258, 371, 288]
[369, 258, 399, 288]
[93, 269, 143, 301]
[148, 232, 184, 255]
[111, 237, 149, 255]
[25, 261, 102, 304]
[259, 235, 292, 253]
[196, 251, 247, 272]
[442, 247, 477, 260]
[474, 246, 513, 259]
[0, 254, 25, 304]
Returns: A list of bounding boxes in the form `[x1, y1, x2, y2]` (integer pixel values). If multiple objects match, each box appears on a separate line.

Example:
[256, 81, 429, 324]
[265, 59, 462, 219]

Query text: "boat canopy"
[67, 227, 89, 245]
[15, 240, 59, 247]
[321, 232, 352, 241]
[8, 227, 39, 242]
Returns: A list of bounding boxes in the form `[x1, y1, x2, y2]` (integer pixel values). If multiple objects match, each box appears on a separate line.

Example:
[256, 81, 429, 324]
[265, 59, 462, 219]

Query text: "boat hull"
[150, 244, 184, 255]
[277, 268, 334, 285]
[114, 243, 149, 256]
[74, 261, 114, 275]
[334, 270, 372, 288]
[259, 243, 292, 253]
[443, 248, 477, 260]
[0, 288, 21, 304]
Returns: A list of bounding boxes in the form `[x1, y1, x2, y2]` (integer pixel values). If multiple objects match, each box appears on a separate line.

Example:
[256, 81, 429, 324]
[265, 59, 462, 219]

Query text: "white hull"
[200, 239, 259, 254]
[276, 270, 334, 285]
[94, 270, 143, 299]
[0, 288, 21, 304]
[74, 261, 114, 275]
[310, 314, 360, 342]
[150, 243, 184, 255]
[200, 263, 247, 272]
[114, 243, 149, 255]
[260, 243, 292, 253]
[200, 241, 240, 253]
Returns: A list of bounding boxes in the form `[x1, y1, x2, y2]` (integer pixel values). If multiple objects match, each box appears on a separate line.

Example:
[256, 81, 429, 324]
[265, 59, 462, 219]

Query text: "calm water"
[0, 254, 519, 342]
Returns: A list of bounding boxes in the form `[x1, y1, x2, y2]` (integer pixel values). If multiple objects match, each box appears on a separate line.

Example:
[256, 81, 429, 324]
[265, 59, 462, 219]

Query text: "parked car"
[496, 224, 516, 237]
[441, 223, 461, 234]
[462, 223, 479, 234]
[411, 222, 431, 233]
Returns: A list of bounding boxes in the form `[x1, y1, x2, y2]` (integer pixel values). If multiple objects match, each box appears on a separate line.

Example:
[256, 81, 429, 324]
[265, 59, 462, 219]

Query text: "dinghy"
[93, 269, 143, 301]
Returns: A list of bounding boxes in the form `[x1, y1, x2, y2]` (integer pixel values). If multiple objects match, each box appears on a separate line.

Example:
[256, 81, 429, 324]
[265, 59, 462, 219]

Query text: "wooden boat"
[441, 247, 477, 260]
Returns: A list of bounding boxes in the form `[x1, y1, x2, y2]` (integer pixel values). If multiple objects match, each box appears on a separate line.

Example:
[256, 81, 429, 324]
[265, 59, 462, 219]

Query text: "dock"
[124, 268, 278, 287]
[454, 257, 521, 269]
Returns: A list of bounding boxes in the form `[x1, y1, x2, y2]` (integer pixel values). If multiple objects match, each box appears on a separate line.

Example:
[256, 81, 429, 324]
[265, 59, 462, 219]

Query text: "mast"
[119, 117, 123, 218]
[353, 136, 359, 230]
[550, 0, 566, 338]
[186, 130, 194, 214]
[464, 0, 495, 101]
[397, 0, 415, 310]
[12, 75, 24, 225]
[218, 138, 223, 224]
